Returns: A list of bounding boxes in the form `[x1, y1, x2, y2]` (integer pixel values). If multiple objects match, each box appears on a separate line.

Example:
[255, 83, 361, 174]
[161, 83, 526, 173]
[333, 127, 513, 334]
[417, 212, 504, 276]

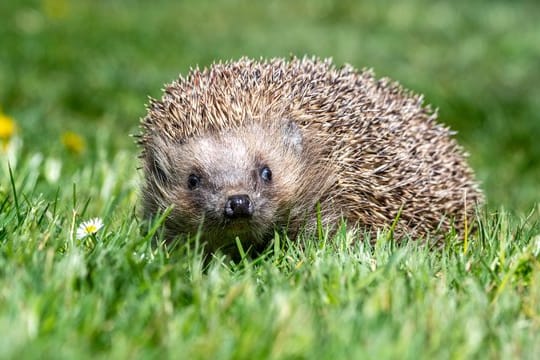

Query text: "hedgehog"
[138, 57, 483, 254]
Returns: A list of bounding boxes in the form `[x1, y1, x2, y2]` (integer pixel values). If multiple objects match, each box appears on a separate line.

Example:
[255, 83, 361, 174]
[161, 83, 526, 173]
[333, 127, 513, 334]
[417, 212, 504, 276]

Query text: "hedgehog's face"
[142, 121, 310, 254]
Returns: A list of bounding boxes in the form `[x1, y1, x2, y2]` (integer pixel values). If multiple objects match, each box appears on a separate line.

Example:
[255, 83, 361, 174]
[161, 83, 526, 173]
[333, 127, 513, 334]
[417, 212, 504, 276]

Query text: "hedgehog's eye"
[260, 166, 272, 183]
[187, 174, 201, 190]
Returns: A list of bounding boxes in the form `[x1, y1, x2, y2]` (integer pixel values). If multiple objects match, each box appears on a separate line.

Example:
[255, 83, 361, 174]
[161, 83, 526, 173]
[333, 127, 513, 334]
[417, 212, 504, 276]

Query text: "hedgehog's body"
[139, 57, 483, 253]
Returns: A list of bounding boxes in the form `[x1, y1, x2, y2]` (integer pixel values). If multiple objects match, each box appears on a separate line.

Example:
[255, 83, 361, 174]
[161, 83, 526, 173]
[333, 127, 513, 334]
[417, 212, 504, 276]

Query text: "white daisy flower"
[76, 217, 104, 239]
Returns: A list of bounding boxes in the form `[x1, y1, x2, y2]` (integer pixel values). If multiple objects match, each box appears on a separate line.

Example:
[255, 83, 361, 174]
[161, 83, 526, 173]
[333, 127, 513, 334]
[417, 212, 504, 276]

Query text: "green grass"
[1, 0, 539, 358]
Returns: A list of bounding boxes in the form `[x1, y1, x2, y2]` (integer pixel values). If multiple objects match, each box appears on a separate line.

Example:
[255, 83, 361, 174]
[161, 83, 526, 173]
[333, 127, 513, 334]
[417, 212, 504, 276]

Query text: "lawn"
[1, 0, 539, 358]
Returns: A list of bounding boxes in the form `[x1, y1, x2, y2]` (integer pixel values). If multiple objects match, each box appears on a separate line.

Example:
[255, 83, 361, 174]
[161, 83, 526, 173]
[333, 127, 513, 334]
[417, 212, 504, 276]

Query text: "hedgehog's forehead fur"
[167, 122, 311, 191]
[139, 56, 430, 146]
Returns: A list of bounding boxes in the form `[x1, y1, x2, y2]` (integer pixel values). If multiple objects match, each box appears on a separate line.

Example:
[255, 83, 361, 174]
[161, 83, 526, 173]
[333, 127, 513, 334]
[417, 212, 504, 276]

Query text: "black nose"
[224, 194, 254, 219]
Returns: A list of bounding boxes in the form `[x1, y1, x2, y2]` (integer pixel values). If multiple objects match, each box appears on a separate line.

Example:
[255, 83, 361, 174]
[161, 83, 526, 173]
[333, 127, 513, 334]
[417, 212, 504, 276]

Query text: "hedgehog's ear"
[145, 137, 175, 185]
[282, 120, 303, 155]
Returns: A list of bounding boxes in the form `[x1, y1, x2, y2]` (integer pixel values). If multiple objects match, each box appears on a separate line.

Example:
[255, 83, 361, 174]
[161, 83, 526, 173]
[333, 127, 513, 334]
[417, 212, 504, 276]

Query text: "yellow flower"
[61, 131, 85, 154]
[42, 0, 70, 20]
[0, 112, 16, 140]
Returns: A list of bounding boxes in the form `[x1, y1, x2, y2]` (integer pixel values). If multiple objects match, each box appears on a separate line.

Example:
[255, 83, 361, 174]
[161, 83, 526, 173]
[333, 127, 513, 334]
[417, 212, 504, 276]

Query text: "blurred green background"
[1, 0, 539, 212]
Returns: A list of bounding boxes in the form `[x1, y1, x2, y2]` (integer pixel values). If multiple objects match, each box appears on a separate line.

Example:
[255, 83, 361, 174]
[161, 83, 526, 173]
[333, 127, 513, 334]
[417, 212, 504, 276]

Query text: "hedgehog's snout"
[224, 194, 254, 219]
